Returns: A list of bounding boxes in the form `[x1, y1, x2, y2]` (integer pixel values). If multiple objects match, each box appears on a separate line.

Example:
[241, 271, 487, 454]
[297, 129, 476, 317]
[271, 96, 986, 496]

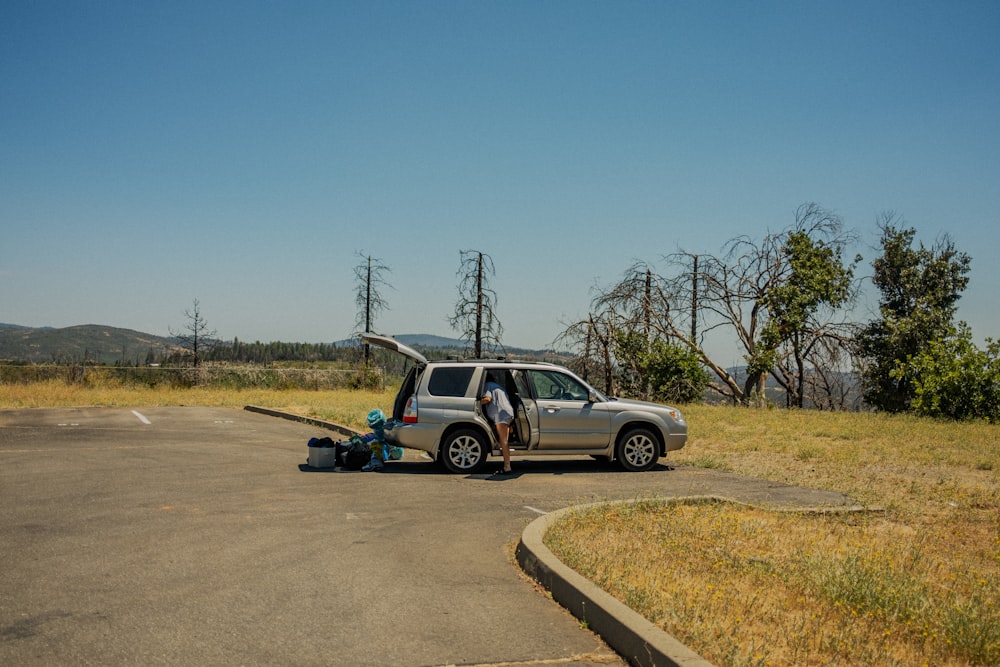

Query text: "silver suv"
[361, 333, 688, 474]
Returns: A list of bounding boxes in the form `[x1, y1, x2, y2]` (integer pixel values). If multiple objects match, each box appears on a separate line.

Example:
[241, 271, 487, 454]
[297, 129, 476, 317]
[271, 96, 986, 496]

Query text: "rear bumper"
[384, 421, 442, 455]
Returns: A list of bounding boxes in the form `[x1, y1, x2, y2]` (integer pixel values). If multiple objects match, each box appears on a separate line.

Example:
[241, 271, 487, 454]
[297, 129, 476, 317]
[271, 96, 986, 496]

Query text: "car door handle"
[544, 406, 560, 414]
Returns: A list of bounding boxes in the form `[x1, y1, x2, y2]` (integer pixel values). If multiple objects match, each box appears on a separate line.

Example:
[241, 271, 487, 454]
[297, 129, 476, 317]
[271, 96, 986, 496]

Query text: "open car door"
[511, 369, 539, 449]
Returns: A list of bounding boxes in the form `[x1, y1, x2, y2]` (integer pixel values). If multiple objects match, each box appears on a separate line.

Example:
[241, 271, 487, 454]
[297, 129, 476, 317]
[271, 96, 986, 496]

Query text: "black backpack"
[337, 437, 373, 470]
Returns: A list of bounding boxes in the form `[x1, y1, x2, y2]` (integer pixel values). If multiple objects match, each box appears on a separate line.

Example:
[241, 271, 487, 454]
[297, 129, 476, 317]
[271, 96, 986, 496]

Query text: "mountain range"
[0, 324, 180, 363]
[0, 324, 554, 363]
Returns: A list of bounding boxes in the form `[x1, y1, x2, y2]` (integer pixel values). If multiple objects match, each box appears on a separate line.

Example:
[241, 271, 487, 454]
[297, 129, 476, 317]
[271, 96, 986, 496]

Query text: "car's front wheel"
[439, 428, 490, 474]
[616, 427, 660, 472]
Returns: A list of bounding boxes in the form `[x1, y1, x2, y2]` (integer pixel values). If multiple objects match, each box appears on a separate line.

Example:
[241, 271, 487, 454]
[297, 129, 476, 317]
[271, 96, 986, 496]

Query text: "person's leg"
[495, 421, 511, 472]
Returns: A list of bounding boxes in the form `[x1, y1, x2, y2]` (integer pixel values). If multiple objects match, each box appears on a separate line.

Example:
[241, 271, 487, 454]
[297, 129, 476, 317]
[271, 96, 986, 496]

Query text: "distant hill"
[394, 333, 468, 348]
[0, 324, 564, 364]
[0, 324, 179, 364]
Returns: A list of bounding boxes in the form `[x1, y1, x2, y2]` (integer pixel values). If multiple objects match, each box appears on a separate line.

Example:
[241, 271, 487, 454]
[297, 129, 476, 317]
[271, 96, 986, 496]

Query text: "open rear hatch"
[357, 332, 428, 365]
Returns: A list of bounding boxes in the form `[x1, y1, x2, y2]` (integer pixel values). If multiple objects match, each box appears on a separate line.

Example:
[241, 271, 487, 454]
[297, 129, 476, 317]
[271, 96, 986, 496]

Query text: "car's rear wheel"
[439, 428, 490, 474]
[615, 427, 660, 472]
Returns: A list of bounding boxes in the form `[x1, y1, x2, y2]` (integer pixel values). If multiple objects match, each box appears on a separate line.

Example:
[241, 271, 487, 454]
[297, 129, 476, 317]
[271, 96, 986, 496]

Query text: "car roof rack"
[428, 357, 558, 367]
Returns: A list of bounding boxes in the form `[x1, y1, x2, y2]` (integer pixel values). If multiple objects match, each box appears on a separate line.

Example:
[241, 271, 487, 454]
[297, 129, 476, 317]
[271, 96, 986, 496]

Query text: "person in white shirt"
[481, 372, 515, 476]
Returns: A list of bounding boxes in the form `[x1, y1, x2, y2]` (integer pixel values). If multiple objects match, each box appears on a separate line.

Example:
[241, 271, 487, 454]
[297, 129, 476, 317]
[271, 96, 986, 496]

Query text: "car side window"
[427, 367, 475, 397]
[528, 370, 590, 401]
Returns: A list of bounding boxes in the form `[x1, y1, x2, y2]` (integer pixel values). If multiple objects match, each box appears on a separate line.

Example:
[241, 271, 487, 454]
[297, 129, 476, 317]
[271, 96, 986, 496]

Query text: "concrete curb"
[515, 496, 875, 667]
[243, 405, 360, 439]
[516, 500, 717, 667]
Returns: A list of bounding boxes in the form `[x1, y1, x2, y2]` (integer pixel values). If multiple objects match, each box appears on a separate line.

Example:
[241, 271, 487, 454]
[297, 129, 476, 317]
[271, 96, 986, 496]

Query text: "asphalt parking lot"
[1, 406, 857, 666]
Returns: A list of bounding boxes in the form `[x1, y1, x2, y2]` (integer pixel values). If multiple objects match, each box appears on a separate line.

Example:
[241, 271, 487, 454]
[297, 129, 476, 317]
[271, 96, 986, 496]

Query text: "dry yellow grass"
[0, 380, 393, 431]
[546, 404, 999, 667]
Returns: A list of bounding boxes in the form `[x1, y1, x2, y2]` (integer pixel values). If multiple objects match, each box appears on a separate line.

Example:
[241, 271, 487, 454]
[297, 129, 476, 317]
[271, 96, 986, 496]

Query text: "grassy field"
[0, 380, 391, 431]
[548, 404, 999, 666]
[3, 383, 998, 665]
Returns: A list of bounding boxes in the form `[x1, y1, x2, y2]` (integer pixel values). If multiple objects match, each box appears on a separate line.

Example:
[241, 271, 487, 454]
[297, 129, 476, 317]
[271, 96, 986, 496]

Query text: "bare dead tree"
[587, 262, 668, 400]
[554, 312, 616, 394]
[169, 298, 217, 368]
[553, 317, 594, 379]
[353, 253, 392, 366]
[657, 204, 860, 406]
[567, 205, 860, 407]
[449, 250, 503, 358]
[802, 333, 862, 410]
[589, 259, 746, 403]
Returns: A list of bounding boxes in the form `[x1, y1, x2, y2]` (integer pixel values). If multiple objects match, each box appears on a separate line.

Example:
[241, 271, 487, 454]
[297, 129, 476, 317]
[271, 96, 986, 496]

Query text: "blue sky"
[2, 1, 998, 361]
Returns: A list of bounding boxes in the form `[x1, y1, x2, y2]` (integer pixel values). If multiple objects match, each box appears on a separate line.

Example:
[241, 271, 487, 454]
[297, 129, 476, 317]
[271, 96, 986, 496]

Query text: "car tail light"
[402, 396, 418, 423]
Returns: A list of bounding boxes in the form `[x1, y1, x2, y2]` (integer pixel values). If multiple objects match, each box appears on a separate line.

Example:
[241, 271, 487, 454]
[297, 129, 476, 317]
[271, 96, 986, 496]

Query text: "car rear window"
[427, 367, 475, 397]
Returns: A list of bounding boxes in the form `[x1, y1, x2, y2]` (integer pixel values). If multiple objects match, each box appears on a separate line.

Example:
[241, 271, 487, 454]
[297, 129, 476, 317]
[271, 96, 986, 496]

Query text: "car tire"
[439, 428, 490, 474]
[615, 427, 660, 472]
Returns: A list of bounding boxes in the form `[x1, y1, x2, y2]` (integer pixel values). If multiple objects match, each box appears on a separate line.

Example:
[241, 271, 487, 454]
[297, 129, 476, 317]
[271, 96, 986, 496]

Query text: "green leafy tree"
[568, 204, 858, 408]
[667, 203, 857, 406]
[574, 206, 858, 407]
[894, 324, 1000, 421]
[615, 331, 709, 403]
[762, 224, 858, 407]
[856, 216, 971, 412]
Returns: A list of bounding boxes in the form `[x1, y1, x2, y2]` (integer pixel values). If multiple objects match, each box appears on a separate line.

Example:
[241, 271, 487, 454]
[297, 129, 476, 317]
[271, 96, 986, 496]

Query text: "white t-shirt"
[483, 381, 515, 424]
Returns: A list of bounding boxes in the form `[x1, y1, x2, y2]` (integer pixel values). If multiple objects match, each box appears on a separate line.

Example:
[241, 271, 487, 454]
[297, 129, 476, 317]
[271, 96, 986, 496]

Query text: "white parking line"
[131, 410, 152, 425]
[524, 506, 548, 515]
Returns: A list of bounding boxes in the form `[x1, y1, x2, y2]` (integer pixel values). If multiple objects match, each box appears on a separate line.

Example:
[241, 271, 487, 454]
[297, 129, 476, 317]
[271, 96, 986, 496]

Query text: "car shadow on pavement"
[493, 459, 676, 476]
[299, 459, 676, 476]
[298, 461, 445, 474]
